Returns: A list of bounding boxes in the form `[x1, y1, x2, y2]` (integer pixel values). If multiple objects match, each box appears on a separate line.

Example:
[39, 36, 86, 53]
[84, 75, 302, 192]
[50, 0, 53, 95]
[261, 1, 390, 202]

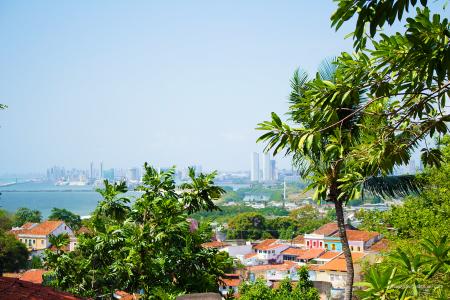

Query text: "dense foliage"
[43, 165, 233, 299]
[226, 205, 332, 240]
[13, 207, 42, 227]
[48, 207, 82, 231]
[0, 230, 28, 276]
[239, 266, 320, 300]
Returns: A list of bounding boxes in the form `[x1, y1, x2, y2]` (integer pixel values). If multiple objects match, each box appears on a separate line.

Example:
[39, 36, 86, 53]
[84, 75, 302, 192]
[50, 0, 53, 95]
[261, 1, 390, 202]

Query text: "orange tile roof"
[281, 247, 305, 256]
[114, 290, 141, 300]
[317, 251, 341, 260]
[318, 252, 366, 272]
[0, 277, 83, 299]
[246, 261, 297, 272]
[257, 243, 286, 251]
[369, 238, 390, 252]
[201, 241, 229, 249]
[75, 226, 91, 235]
[253, 239, 277, 250]
[292, 235, 304, 244]
[244, 253, 257, 259]
[333, 230, 379, 242]
[297, 248, 325, 260]
[18, 220, 65, 236]
[22, 222, 38, 229]
[20, 269, 47, 284]
[312, 223, 356, 236]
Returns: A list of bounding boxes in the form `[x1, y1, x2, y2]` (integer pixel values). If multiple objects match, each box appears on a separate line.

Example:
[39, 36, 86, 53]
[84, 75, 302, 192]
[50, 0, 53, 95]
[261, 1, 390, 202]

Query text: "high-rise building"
[127, 167, 140, 182]
[100, 162, 103, 179]
[270, 159, 277, 181]
[263, 153, 272, 181]
[251, 152, 260, 182]
[89, 162, 94, 179]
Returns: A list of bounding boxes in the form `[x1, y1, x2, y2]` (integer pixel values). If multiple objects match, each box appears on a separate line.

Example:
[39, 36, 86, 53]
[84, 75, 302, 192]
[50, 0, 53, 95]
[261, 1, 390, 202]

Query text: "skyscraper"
[263, 153, 272, 182]
[100, 161, 103, 179]
[89, 162, 94, 179]
[251, 152, 260, 182]
[270, 159, 277, 181]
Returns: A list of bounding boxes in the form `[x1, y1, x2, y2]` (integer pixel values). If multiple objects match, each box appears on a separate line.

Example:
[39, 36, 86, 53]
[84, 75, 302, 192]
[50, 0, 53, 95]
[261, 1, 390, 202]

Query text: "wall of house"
[348, 241, 364, 252]
[224, 245, 252, 257]
[19, 236, 47, 250]
[325, 241, 342, 251]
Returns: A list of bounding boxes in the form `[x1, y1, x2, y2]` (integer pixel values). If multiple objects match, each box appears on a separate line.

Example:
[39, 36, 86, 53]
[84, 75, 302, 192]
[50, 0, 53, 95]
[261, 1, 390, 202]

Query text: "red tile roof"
[0, 277, 83, 299]
[312, 223, 356, 236]
[253, 239, 278, 250]
[114, 290, 140, 300]
[18, 221, 65, 236]
[246, 261, 298, 272]
[201, 241, 229, 249]
[75, 226, 91, 235]
[297, 248, 325, 260]
[317, 251, 341, 260]
[20, 269, 47, 284]
[333, 230, 379, 242]
[292, 235, 304, 244]
[369, 238, 391, 252]
[318, 252, 366, 272]
[281, 247, 305, 256]
[244, 253, 257, 259]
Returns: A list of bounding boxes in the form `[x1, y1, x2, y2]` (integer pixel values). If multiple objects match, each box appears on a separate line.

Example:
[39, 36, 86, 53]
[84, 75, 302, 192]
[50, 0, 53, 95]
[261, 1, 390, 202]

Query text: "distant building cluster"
[251, 152, 278, 182]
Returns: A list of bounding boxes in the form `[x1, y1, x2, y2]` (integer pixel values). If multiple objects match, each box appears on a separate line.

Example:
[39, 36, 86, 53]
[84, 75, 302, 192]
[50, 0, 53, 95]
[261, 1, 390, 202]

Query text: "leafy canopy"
[44, 163, 232, 299]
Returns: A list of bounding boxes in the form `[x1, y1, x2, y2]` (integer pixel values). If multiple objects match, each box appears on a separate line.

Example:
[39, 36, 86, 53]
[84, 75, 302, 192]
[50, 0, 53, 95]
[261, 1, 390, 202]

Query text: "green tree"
[13, 207, 42, 227]
[227, 212, 266, 240]
[44, 164, 232, 298]
[357, 235, 450, 298]
[29, 255, 43, 269]
[239, 266, 319, 300]
[48, 208, 82, 231]
[0, 230, 28, 276]
[257, 60, 420, 299]
[0, 209, 14, 231]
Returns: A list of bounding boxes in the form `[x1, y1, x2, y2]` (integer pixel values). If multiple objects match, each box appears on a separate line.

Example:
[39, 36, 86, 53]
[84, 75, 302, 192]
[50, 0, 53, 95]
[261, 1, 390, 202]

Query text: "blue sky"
[1, 1, 359, 174]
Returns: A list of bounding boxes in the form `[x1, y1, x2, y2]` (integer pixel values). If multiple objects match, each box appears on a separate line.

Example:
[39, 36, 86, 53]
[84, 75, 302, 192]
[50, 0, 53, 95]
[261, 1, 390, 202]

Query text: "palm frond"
[317, 57, 337, 81]
[362, 175, 423, 199]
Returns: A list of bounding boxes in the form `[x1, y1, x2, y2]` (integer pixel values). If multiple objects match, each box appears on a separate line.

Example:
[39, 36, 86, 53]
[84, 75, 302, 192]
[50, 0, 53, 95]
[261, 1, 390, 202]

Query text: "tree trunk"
[334, 200, 354, 300]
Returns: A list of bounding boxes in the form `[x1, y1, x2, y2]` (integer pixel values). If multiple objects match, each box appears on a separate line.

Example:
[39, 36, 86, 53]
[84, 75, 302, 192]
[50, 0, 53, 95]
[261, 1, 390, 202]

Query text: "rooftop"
[0, 277, 83, 300]
[317, 251, 341, 260]
[312, 223, 357, 236]
[333, 230, 379, 242]
[201, 241, 230, 249]
[17, 220, 66, 236]
[369, 238, 391, 252]
[318, 252, 366, 272]
[292, 235, 304, 244]
[246, 261, 298, 272]
[253, 239, 278, 250]
[20, 269, 47, 284]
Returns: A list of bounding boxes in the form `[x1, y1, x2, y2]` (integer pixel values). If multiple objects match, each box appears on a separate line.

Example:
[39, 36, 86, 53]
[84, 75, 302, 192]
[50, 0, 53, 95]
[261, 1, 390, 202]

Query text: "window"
[319, 242, 323, 248]
[33, 240, 35, 244]
[330, 274, 335, 281]
[20, 239, 23, 242]
[313, 241, 316, 247]
[350, 246, 354, 251]
[357, 246, 361, 252]
[65, 226, 67, 230]
[272, 250, 275, 254]
[332, 244, 336, 250]
[325, 244, 328, 249]
[41, 240, 44, 245]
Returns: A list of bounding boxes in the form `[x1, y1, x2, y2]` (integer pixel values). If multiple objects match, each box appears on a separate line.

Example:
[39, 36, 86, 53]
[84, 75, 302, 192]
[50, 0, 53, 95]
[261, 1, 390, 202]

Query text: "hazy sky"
[0, 1, 359, 174]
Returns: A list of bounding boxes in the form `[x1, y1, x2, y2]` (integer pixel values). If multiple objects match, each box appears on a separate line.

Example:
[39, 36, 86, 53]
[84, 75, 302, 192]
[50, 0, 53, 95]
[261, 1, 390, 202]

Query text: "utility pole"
[283, 180, 286, 209]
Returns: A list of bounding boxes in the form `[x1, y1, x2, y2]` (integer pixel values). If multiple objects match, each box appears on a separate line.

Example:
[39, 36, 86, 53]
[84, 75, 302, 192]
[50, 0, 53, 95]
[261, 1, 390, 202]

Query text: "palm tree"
[257, 58, 421, 300]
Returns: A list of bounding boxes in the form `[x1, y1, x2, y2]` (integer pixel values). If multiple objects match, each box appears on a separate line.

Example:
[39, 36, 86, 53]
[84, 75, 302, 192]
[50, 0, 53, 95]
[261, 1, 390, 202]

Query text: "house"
[330, 230, 381, 252]
[291, 234, 305, 248]
[281, 247, 325, 264]
[304, 223, 356, 250]
[248, 239, 290, 265]
[218, 273, 241, 297]
[202, 240, 253, 259]
[246, 261, 299, 282]
[314, 252, 366, 299]
[313, 251, 341, 265]
[11, 220, 74, 253]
